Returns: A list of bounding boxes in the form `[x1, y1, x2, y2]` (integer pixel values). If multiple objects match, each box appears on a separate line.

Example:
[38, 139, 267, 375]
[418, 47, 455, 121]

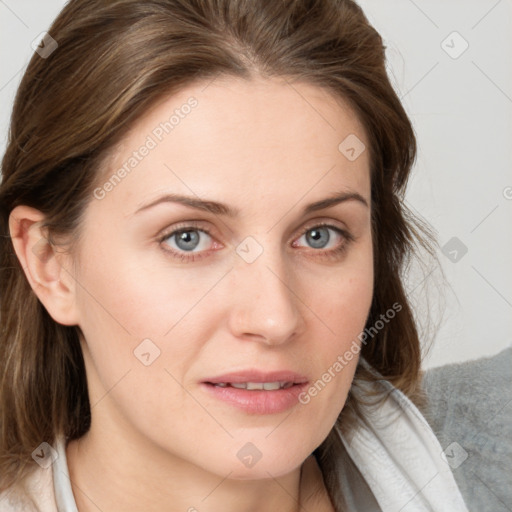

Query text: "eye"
[299, 226, 343, 249]
[158, 222, 354, 263]
[159, 224, 217, 261]
[292, 223, 354, 257]
[171, 229, 208, 252]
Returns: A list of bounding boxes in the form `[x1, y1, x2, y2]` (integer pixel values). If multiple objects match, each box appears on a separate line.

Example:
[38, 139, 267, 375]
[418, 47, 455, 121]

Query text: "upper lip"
[203, 370, 308, 384]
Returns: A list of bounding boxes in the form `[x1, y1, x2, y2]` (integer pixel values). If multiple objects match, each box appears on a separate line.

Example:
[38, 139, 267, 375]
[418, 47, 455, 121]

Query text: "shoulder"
[0, 466, 57, 512]
[421, 346, 512, 512]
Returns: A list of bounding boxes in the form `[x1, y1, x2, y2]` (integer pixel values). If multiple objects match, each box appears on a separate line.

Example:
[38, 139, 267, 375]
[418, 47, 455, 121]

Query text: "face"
[71, 76, 373, 479]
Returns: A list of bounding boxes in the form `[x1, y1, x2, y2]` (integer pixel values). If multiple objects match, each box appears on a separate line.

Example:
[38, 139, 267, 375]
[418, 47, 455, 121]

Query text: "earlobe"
[8, 205, 80, 326]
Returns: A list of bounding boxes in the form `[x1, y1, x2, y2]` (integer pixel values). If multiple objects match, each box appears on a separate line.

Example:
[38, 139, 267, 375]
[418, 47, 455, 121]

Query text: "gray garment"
[421, 345, 512, 512]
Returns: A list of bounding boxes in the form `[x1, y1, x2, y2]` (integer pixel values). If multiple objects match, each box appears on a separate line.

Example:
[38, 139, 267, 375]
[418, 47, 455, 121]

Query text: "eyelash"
[157, 221, 355, 263]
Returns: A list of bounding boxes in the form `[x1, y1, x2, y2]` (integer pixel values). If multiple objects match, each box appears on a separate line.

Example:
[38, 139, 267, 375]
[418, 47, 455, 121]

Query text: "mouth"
[208, 381, 295, 390]
[201, 370, 309, 415]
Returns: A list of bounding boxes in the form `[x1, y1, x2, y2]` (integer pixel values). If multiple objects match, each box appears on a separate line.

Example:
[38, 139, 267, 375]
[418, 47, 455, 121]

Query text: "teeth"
[231, 382, 249, 389]
[214, 381, 292, 390]
[247, 382, 264, 390]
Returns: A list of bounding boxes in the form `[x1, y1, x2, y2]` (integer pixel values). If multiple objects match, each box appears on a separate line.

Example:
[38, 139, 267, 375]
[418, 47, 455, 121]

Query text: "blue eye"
[296, 225, 345, 250]
[175, 230, 200, 251]
[162, 228, 213, 253]
[305, 226, 331, 249]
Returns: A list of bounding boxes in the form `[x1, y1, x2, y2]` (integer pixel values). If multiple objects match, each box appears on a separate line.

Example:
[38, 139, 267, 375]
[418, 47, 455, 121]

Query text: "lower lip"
[201, 383, 309, 415]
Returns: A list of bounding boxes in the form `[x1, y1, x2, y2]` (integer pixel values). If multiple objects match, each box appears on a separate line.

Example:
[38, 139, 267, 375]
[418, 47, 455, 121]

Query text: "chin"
[221, 431, 324, 480]
[223, 454, 306, 481]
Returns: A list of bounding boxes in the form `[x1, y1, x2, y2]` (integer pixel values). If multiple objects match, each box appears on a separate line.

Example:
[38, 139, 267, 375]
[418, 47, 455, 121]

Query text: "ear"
[8, 205, 80, 326]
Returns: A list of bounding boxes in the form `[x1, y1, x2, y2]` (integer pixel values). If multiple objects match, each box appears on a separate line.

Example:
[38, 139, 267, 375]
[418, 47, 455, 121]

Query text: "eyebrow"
[134, 190, 368, 217]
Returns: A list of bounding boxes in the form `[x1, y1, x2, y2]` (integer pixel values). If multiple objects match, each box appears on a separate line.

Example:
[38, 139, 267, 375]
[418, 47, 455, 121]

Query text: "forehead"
[96, 76, 370, 215]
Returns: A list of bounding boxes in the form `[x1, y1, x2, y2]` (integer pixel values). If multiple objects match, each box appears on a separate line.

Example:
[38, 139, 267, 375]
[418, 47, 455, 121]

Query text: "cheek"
[74, 236, 220, 340]
[72, 234, 234, 408]
[300, 241, 373, 397]
[308, 238, 374, 340]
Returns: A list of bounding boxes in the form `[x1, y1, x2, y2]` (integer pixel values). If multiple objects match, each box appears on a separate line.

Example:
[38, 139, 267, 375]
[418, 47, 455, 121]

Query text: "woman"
[0, 0, 469, 510]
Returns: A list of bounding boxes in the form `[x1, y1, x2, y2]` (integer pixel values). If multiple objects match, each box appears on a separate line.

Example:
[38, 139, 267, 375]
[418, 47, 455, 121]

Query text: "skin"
[10, 76, 373, 512]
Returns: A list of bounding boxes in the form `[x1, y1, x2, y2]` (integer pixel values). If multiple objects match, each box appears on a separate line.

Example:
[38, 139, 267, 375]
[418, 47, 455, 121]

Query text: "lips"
[201, 370, 309, 415]
[214, 381, 294, 390]
[204, 370, 307, 384]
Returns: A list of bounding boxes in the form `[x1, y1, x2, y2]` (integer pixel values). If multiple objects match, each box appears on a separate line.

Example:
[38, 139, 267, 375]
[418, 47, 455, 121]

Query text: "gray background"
[1, 0, 511, 368]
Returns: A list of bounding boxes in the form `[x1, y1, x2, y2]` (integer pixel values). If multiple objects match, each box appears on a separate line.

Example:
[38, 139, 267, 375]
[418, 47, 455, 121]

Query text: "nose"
[226, 248, 305, 346]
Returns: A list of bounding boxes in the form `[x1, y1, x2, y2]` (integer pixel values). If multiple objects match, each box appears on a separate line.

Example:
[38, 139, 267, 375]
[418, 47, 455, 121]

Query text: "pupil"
[307, 227, 329, 249]
[176, 230, 199, 251]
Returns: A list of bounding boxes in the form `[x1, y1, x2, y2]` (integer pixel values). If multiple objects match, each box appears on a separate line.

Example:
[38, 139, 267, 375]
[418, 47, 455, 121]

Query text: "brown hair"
[0, 0, 436, 506]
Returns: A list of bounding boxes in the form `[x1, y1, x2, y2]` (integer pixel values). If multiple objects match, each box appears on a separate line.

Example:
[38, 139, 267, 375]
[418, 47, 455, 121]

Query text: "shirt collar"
[53, 436, 79, 512]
